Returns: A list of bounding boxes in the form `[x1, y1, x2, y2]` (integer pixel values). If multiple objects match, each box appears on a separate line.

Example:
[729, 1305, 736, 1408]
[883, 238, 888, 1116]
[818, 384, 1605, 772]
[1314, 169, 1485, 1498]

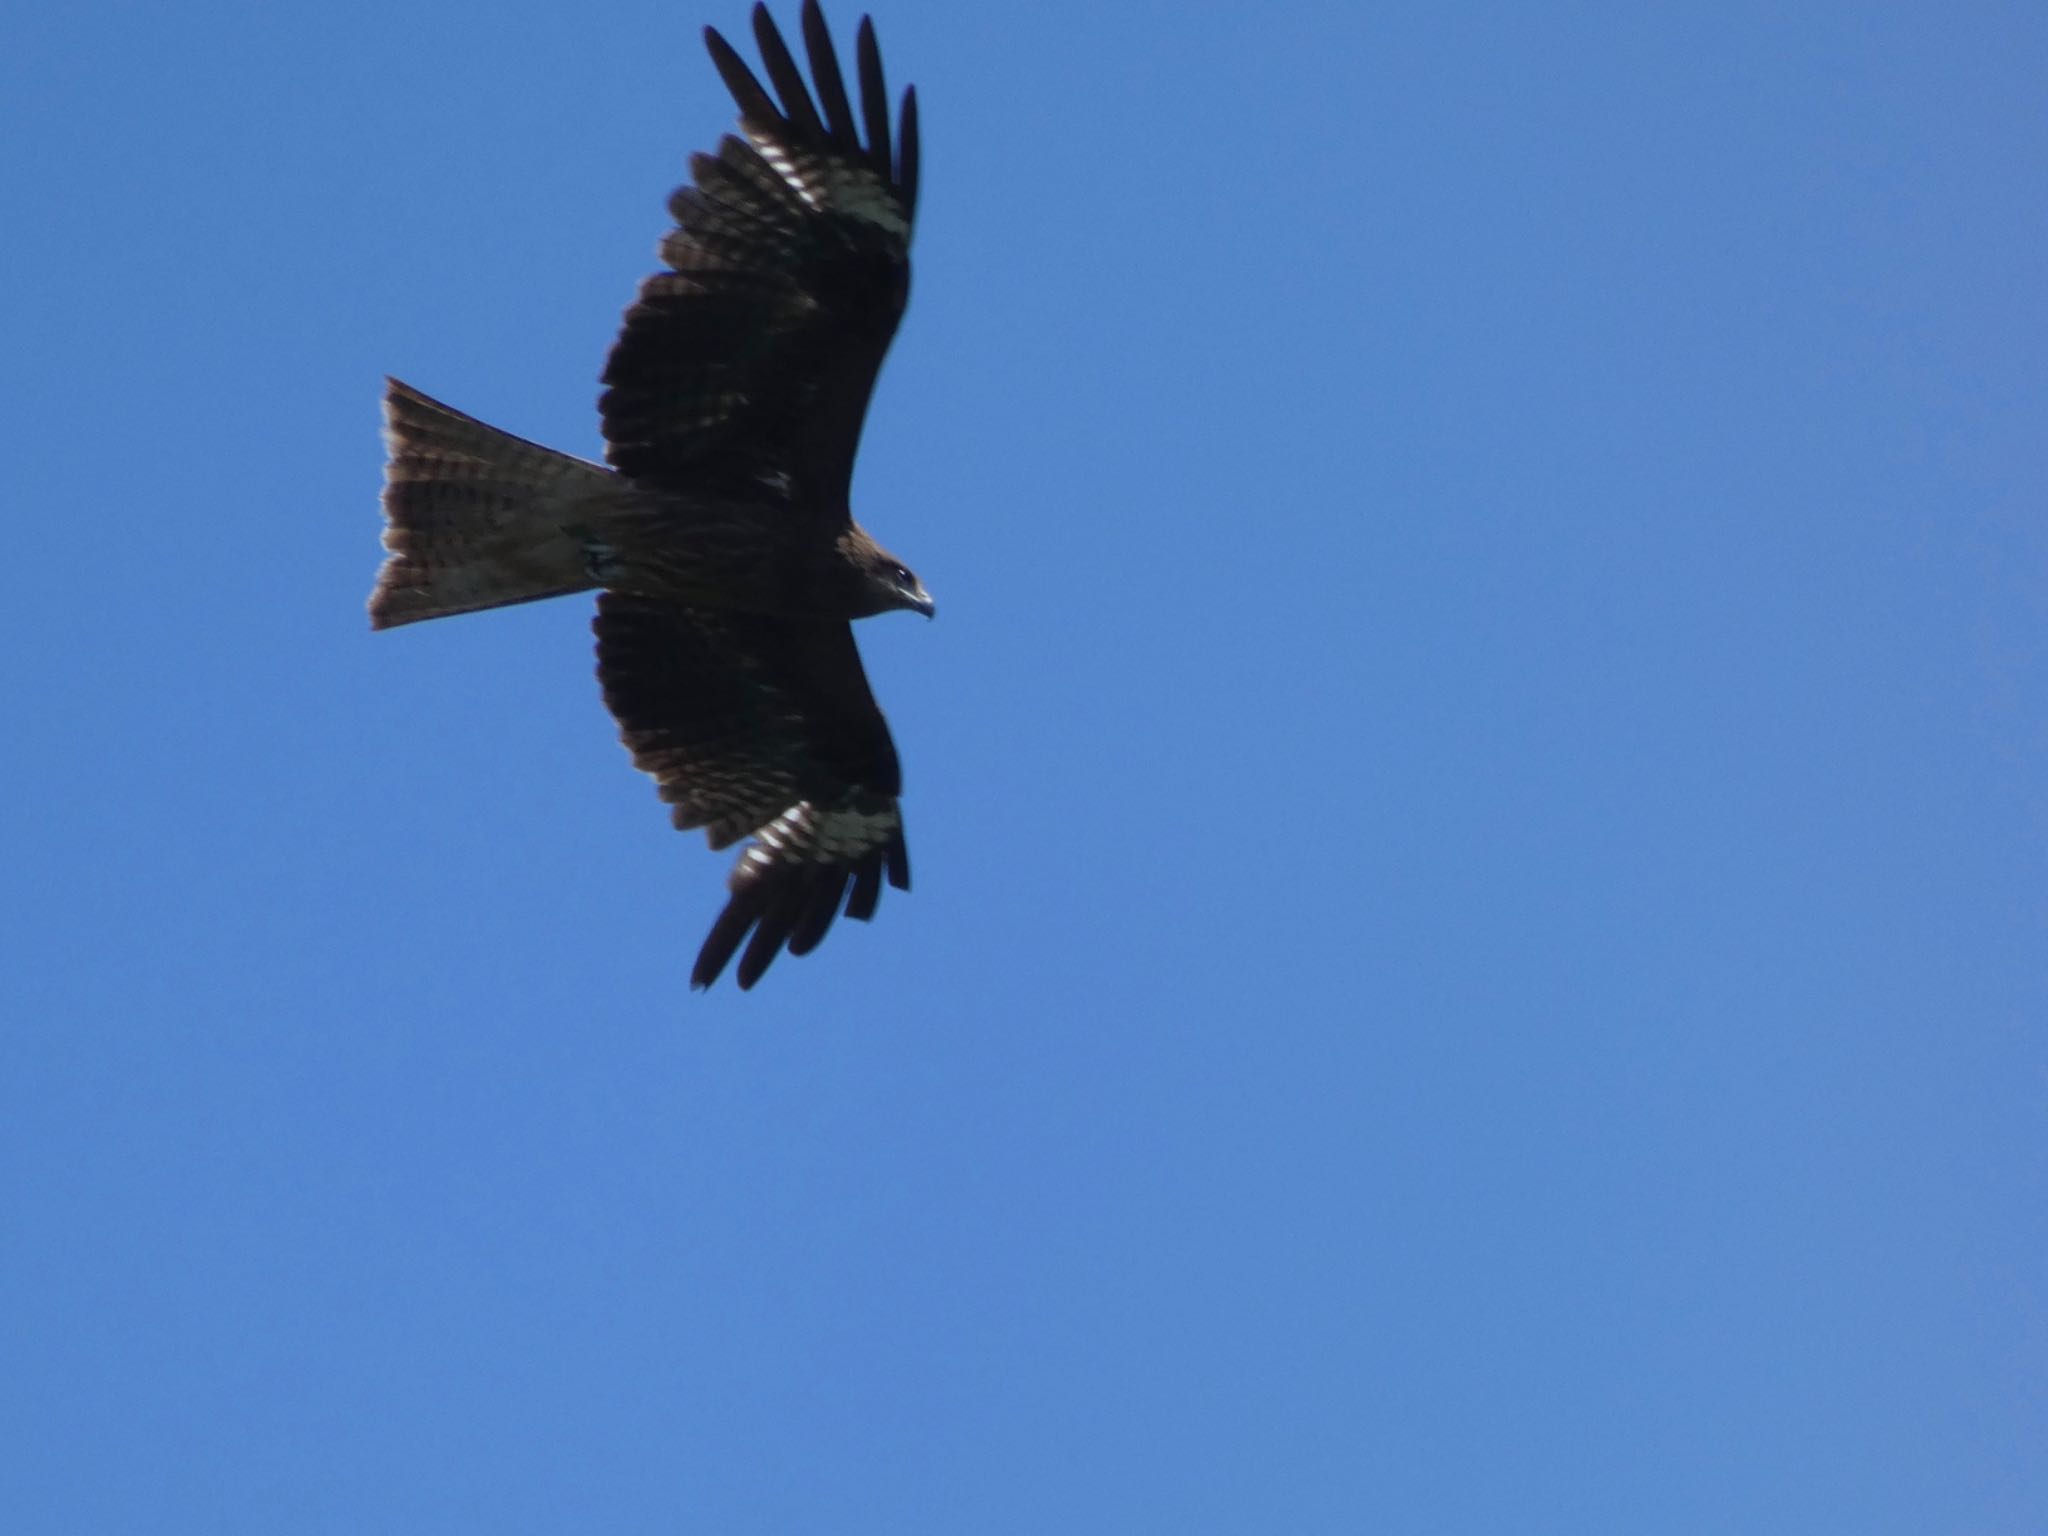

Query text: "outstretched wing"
[601, 0, 919, 507]
[594, 593, 909, 990]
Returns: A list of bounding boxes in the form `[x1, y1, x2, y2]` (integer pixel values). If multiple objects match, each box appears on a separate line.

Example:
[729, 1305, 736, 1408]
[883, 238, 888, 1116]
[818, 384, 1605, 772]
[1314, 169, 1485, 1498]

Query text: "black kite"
[372, 1, 929, 990]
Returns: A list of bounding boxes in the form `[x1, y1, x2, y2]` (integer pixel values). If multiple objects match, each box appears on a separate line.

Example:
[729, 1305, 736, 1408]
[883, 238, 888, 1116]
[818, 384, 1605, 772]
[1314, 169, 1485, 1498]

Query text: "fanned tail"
[371, 379, 614, 629]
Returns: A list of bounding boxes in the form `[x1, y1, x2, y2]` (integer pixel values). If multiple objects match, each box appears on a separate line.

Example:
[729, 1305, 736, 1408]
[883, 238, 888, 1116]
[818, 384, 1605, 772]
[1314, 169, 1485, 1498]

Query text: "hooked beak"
[907, 583, 936, 619]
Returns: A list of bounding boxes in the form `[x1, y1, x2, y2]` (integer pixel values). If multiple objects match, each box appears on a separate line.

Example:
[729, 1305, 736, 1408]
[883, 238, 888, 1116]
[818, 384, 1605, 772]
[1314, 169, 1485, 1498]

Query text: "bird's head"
[839, 527, 935, 618]
[876, 558, 935, 619]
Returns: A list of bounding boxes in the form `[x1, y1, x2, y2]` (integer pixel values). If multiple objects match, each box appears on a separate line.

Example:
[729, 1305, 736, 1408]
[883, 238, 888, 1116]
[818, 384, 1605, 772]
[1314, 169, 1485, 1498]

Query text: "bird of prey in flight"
[372, 1, 929, 990]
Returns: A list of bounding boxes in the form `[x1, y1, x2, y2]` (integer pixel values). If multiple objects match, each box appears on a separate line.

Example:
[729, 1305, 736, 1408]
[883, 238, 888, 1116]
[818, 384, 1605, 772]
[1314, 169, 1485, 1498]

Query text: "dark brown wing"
[594, 592, 909, 990]
[601, 0, 919, 508]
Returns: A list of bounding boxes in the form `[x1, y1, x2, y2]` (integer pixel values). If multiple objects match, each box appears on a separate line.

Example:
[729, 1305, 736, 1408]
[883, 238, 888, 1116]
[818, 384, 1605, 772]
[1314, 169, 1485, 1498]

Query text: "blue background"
[4, 1, 2043, 1529]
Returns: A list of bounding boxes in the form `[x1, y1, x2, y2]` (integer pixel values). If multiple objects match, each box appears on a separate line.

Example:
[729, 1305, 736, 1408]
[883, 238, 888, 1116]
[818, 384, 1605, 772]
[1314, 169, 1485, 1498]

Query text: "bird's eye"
[894, 566, 914, 586]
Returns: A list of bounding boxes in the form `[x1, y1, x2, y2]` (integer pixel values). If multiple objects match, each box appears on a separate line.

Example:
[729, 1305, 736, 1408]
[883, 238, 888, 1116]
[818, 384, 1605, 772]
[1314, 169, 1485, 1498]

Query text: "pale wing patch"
[826, 172, 910, 237]
[742, 799, 899, 870]
[745, 128, 910, 238]
[755, 138, 824, 210]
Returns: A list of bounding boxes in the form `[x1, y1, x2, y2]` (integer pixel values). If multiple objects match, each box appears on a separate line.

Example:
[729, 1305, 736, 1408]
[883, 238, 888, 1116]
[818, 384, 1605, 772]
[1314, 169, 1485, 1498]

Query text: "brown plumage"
[372, 1, 930, 990]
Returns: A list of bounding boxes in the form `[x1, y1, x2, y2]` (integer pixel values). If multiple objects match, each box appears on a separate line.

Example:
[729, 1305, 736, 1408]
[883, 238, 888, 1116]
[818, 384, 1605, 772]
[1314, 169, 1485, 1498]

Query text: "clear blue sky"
[3, 0, 2043, 1529]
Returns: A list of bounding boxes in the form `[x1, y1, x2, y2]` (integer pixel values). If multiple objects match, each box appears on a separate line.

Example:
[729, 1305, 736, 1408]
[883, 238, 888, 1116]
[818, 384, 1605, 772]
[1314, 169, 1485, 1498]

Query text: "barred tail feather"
[371, 379, 614, 630]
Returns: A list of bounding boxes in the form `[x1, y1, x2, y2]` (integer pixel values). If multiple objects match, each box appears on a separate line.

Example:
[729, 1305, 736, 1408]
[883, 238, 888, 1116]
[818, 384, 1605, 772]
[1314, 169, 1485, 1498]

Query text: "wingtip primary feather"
[688, 832, 899, 989]
[752, 3, 825, 138]
[801, 0, 859, 146]
[693, 863, 841, 990]
[855, 16, 891, 169]
[692, 889, 759, 990]
[705, 24, 777, 123]
[897, 84, 919, 213]
[736, 885, 804, 988]
[783, 864, 848, 956]
[844, 854, 883, 922]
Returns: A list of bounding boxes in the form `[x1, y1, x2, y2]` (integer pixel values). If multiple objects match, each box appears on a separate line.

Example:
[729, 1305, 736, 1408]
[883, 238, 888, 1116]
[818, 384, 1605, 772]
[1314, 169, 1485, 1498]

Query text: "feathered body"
[372, 1, 931, 989]
[376, 390, 919, 626]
